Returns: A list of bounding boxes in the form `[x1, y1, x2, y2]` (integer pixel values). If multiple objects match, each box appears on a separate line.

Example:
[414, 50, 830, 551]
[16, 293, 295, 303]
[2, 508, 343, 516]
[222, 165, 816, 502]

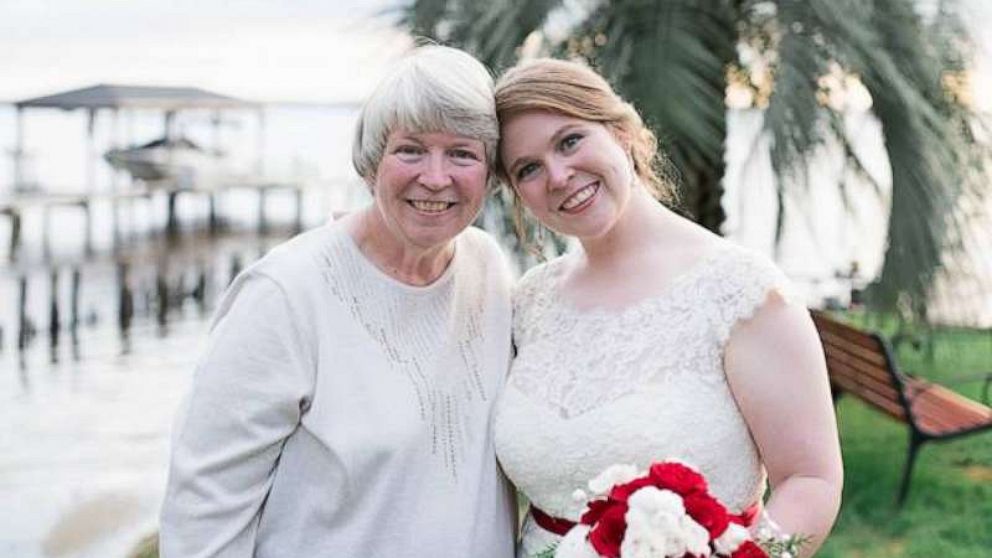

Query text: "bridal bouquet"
[549, 461, 806, 558]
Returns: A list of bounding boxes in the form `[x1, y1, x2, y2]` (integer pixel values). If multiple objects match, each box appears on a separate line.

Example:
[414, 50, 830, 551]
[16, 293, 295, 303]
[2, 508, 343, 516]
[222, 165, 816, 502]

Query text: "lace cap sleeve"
[512, 258, 566, 344]
[711, 246, 799, 347]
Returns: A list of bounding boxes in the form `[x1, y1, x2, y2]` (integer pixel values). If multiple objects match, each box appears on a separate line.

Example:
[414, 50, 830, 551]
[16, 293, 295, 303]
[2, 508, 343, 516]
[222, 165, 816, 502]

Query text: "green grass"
[817, 318, 992, 558]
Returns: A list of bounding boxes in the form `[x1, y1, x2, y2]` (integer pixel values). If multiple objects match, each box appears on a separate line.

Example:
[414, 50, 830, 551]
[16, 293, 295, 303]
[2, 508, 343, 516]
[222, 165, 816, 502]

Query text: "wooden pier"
[1, 178, 306, 261]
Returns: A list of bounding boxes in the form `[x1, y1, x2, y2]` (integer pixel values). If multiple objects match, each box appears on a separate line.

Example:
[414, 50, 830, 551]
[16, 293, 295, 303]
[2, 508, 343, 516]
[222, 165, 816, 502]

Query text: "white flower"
[621, 487, 704, 558]
[627, 487, 685, 517]
[588, 464, 643, 497]
[755, 509, 786, 538]
[713, 523, 750, 555]
[621, 512, 677, 558]
[619, 528, 664, 558]
[554, 525, 599, 558]
[679, 515, 712, 557]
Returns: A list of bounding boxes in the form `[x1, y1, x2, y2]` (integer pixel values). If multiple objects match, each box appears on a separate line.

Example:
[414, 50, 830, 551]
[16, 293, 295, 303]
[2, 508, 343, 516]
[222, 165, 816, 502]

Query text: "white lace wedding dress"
[493, 242, 794, 557]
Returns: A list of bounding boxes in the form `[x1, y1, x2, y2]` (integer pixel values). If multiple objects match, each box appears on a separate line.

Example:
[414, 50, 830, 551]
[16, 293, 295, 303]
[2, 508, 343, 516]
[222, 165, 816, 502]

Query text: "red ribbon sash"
[530, 502, 762, 537]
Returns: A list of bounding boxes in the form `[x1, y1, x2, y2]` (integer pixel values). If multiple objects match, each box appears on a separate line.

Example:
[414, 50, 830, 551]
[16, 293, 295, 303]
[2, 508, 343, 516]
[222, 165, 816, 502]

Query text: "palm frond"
[579, 0, 737, 228]
[762, 0, 831, 177]
[399, 0, 450, 38]
[395, 0, 992, 320]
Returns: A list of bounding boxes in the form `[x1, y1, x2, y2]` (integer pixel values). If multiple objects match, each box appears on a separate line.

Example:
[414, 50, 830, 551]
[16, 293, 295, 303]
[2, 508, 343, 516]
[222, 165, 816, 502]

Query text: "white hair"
[351, 45, 498, 182]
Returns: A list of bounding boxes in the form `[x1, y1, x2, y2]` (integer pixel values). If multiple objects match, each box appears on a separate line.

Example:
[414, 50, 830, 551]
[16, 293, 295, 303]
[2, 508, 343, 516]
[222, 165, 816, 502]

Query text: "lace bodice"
[493, 242, 794, 556]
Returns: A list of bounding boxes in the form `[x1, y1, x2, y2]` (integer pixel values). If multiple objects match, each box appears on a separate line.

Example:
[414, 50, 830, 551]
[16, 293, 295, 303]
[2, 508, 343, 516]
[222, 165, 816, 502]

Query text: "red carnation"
[649, 462, 708, 496]
[587, 503, 628, 558]
[580, 498, 614, 526]
[730, 540, 769, 558]
[729, 505, 760, 527]
[683, 492, 730, 539]
[609, 476, 655, 503]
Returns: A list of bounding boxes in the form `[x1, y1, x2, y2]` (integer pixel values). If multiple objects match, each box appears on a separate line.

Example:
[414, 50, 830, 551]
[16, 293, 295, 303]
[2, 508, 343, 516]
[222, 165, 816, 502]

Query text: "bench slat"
[821, 344, 901, 397]
[826, 363, 903, 407]
[827, 362, 907, 419]
[828, 373, 903, 409]
[818, 329, 889, 368]
[812, 315, 888, 354]
[822, 344, 895, 388]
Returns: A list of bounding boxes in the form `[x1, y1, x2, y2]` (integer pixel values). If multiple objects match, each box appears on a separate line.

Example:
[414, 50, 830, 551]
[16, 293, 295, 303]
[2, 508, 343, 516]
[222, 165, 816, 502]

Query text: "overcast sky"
[0, 0, 410, 103]
[1, 0, 990, 106]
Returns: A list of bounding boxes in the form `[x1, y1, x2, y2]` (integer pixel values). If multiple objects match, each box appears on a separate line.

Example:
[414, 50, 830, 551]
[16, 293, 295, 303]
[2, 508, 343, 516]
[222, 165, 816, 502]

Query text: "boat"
[104, 136, 225, 187]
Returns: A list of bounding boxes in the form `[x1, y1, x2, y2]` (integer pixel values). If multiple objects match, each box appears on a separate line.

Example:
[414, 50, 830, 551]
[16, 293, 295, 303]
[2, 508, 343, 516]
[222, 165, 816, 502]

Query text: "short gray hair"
[351, 45, 498, 182]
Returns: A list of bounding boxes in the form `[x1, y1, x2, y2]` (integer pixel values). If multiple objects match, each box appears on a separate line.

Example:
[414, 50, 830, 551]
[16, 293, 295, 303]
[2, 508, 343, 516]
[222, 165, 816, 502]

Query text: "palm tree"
[399, 0, 989, 317]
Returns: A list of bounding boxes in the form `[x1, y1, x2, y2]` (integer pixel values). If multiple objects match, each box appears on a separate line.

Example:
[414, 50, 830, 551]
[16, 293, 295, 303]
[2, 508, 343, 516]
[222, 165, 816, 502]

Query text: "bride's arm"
[724, 292, 844, 557]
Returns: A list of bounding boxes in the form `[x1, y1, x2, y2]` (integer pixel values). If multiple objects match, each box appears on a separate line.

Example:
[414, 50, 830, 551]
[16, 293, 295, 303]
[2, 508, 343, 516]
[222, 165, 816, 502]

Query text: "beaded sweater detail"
[321, 231, 490, 479]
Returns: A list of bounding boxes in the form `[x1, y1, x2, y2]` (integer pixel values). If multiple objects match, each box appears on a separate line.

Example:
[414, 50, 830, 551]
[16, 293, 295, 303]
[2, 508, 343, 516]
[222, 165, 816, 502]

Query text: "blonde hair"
[352, 45, 498, 183]
[494, 58, 675, 203]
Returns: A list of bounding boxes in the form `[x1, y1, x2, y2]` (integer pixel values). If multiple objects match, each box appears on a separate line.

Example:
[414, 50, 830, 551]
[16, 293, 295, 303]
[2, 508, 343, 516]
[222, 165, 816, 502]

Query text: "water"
[0, 318, 203, 557]
[0, 224, 317, 557]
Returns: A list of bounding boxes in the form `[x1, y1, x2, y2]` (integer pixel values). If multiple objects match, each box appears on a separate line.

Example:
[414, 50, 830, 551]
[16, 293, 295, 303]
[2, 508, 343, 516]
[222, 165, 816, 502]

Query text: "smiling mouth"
[408, 200, 456, 213]
[559, 182, 599, 212]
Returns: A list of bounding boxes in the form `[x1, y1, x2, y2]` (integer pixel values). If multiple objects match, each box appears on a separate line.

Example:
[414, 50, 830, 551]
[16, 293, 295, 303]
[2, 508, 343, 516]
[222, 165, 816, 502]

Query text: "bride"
[492, 59, 843, 558]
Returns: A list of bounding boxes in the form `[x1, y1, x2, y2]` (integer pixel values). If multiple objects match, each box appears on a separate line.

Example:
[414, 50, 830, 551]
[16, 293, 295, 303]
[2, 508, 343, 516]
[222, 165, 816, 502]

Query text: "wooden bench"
[810, 310, 992, 505]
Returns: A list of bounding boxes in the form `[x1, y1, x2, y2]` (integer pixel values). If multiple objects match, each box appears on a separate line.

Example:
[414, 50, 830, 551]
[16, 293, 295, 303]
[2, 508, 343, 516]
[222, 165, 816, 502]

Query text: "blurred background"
[1, 1, 990, 557]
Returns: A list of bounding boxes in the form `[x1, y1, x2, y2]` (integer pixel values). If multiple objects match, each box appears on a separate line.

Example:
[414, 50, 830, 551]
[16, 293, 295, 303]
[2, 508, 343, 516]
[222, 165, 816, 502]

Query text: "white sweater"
[160, 221, 516, 558]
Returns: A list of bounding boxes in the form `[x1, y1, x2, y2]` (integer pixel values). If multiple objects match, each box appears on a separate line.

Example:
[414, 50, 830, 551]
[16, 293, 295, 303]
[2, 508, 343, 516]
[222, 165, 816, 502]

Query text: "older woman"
[160, 46, 516, 557]
[492, 59, 843, 558]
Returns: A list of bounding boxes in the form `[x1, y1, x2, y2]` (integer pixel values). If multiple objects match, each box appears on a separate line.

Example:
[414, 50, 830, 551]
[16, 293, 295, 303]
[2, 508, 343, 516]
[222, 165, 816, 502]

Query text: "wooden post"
[83, 199, 93, 256]
[86, 108, 97, 195]
[7, 208, 21, 260]
[17, 276, 29, 350]
[164, 110, 176, 141]
[117, 262, 133, 334]
[294, 186, 303, 233]
[125, 109, 136, 241]
[257, 186, 268, 235]
[70, 267, 81, 331]
[193, 263, 208, 313]
[49, 269, 60, 346]
[110, 107, 121, 249]
[156, 269, 168, 328]
[166, 189, 179, 237]
[229, 253, 242, 286]
[13, 106, 25, 189]
[70, 267, 81, 361]
[209, 193, 219, 234]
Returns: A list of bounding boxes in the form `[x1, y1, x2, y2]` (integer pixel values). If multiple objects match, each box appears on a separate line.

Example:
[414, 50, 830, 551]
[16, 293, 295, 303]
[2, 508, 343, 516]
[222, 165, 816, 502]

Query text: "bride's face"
[500, 110, 635, 240]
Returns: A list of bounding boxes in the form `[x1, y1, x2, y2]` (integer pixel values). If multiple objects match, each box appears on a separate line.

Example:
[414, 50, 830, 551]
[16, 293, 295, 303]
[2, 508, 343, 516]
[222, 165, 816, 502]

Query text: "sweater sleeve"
[159, 271, 314, 558]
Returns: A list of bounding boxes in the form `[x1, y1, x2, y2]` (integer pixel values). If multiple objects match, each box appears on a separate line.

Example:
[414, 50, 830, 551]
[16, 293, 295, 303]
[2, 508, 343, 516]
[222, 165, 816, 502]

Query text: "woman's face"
[500, 110, 634, 239]
[370, 129, 488, 252]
